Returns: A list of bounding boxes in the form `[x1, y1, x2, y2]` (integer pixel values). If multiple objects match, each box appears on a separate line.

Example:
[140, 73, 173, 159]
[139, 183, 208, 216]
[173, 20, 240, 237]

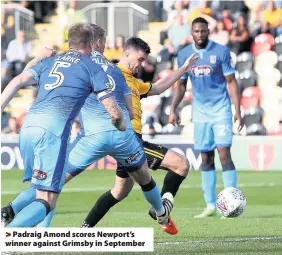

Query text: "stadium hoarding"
[1, 135, 282, 171]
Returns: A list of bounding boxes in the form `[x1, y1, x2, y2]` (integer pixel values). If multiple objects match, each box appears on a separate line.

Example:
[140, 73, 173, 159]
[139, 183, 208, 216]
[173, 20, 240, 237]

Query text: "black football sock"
[80, 190, 119, 228]
[161, 170, 186, 197]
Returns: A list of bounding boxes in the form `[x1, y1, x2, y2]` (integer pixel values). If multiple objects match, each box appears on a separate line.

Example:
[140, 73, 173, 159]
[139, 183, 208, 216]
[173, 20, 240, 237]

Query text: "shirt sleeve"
[123, 79, 131, 96]
[26, 60, 44, 82]
[138, 80, 152, 98]
[222, 47, 236, 77]
[177, 50, 189, 80]
[90, 64, 113, 101]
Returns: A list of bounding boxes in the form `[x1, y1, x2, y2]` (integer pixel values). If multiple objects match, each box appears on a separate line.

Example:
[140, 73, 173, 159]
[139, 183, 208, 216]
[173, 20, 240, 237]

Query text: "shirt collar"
[117, 63, 131, 75]
[67, 48, 84, 56]
[192, 40, 213, 53]
[91, 50, 103, 57]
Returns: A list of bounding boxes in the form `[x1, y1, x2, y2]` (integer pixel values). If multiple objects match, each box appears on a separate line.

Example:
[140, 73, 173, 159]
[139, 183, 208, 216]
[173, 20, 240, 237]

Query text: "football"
[216, 187, 247, 218]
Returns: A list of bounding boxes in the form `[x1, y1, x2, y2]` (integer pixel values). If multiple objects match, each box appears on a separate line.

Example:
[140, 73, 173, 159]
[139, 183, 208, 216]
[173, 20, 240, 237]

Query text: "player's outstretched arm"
[147, 53, 199, 96]
[101, 97, 126, 131]
[124, 94, 134, 120]
[24, 46, 56, 71]
[1, 71, 35, 113]
[226, 74, 244, 131]
[168, 79, 187, 125]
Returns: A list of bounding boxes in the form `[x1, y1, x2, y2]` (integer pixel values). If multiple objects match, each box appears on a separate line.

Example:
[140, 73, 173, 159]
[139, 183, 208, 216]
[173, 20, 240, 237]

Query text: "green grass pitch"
[2, 169, 282, 254]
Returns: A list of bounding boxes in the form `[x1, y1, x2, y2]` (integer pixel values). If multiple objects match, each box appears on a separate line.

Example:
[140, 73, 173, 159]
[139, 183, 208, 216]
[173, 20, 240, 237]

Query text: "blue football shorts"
[194, 118, 233, 152]
[19, 126, 69, 193]
[67, 129, 146, 177]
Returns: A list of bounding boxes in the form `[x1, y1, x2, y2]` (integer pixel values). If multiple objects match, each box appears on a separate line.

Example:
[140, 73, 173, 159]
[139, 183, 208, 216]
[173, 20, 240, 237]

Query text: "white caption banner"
[0, 228, 154, 252]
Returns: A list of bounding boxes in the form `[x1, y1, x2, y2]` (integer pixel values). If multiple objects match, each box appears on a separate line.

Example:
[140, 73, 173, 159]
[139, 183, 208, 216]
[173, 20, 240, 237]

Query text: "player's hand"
[234, 112, 244, 132]
[37, 46, 56, 60]
[168, 111, 179, 126]
[183, 53, 200, 72]
[117, 119, 126, 132]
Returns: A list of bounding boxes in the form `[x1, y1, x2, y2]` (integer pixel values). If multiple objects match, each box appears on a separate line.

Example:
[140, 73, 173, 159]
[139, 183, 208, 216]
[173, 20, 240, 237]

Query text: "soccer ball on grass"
[216, 187, 246, 218]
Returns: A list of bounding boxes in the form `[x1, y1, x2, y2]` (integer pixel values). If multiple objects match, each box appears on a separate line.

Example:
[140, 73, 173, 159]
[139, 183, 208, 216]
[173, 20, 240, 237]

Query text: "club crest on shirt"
[210, 55, 216, 64]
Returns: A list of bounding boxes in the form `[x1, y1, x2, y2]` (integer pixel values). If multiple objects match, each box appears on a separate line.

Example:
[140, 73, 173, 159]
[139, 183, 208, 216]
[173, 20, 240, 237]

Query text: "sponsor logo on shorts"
[32, 169, 47, 180]
[125, 152, 140, 164]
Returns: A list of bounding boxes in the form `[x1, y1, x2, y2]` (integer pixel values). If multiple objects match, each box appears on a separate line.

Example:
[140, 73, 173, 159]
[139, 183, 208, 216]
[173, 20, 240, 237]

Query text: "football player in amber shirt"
[80, 37, 199, 227]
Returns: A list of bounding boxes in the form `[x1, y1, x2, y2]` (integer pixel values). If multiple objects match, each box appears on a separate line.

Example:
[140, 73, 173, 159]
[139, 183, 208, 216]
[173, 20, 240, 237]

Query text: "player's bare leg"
[111, 176, 135, 200]
[148, 149, 189, 220]
[194, 151, 217, 218]
[161, 149, 189, 177]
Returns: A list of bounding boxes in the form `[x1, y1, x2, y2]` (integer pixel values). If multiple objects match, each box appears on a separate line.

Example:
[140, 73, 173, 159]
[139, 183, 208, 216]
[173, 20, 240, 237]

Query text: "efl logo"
[32, 169, 47, 180]
[191, 65, 213, 76]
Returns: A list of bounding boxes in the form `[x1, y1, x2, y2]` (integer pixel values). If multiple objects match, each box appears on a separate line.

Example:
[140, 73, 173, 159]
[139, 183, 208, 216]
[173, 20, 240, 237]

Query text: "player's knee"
[36, 190, 58, 210]
[140, 177, 156, 192]
[219, 152, 232, 166]
[217, 147, 232, 165]
[64, 173, 74, 184]
[201, 151, 215, 165]
[111, 179, 134, 201]
[201, 155, 215, 171]
[128, 161, 151, 186]
[175, 156, 189, 177]
[111, 188, 129, 201]
[35, 199, 51, 215]
[221, 160, 235, 171]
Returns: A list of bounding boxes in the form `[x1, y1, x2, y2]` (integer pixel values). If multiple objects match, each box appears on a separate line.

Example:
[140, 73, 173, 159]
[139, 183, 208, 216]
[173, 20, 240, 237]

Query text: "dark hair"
[192, 17, 209, 27]
[124, 37, 151, 54]
[90, 24, 106, 42]
[68, 22, 93, 48]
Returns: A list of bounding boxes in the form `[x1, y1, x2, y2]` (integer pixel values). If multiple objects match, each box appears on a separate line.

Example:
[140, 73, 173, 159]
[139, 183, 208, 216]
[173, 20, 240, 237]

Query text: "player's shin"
[36, 209, 55, 227]
[140, 178, 165, 217]
[222, 161, 237, 188]
[201, 163, 217, 208]
[159, 150, 189, 197]
[161, 171, 186, 197]
[11, 187, 36, 214]
[80, 190, 119, 228]
[148, 170, 184, 221]
[8, 199, 51, 227]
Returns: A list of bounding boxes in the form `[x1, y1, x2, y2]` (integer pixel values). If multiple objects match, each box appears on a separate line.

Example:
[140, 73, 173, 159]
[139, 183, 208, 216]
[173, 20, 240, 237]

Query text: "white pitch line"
[156, 236, 282, 245]
[1, 182, 277, 195]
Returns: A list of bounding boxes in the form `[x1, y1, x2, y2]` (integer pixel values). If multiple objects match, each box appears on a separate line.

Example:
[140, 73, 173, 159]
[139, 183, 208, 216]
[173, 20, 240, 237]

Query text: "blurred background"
[1, 0, 282, 171]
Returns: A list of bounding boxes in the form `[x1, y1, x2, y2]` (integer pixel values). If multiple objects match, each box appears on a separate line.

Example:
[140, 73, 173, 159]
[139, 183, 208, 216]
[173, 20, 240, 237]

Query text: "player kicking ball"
[169, 17, 244, 218]
[1, 25, 198, 234]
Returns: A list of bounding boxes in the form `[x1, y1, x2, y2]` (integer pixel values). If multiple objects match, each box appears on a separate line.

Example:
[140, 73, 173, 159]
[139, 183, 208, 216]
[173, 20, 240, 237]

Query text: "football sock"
[11, 187, 36, 214]
[161, 171, 186, 197]
[37, 209, 55, 227]
[222, 161, 237, 188]
[201, 169, 217, 206]
[141, 178, 164, 216]
[81, 190, 119, 228]
[8, 199, 50, 227]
